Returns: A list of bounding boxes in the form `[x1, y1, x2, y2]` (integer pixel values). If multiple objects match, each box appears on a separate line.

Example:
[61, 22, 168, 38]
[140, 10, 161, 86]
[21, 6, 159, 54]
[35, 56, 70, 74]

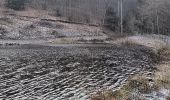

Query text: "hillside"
[0, 10, 108, 44]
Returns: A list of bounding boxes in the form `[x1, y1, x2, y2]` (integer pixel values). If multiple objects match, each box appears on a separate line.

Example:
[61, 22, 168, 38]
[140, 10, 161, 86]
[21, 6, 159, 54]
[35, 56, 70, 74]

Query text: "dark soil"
[0, 44, 158, 99]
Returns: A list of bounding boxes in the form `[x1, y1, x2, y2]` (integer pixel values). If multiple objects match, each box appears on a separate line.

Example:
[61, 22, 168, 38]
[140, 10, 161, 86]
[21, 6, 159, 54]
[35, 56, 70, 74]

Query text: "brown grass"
[167, 96, 170, 100]
[50, 37, 78, 44]
[91, 75, 156, 100]
[91, 90, 116, 100]
[155, 61, 170, 90]
[118, 39, 140, 47]
[157, 46, 170, 60]
[91, 45, 170, 99]
[91, 36, 170, 100]
[0, 17, 13, 25]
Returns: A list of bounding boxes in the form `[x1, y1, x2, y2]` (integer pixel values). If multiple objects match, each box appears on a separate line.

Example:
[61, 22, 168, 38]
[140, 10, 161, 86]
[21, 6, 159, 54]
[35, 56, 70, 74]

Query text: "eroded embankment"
[0, 44, 159, 99]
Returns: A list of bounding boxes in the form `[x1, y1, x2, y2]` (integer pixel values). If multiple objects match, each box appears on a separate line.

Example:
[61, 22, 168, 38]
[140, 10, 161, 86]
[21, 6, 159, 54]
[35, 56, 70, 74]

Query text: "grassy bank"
[91, 37, 170, 100]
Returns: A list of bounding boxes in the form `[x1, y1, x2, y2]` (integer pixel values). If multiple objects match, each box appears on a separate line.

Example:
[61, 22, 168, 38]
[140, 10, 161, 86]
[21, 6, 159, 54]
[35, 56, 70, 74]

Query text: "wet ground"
[0, 44, 157, 100]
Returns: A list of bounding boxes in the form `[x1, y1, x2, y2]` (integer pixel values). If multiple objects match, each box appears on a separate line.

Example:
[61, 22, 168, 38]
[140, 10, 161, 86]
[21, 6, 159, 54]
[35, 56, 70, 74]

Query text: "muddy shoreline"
[0, 44, 158, 99]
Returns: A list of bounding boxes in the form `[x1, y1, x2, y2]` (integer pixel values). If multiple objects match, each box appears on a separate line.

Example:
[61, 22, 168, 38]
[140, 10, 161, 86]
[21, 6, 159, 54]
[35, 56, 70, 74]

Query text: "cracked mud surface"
[0, 44, 157, 100]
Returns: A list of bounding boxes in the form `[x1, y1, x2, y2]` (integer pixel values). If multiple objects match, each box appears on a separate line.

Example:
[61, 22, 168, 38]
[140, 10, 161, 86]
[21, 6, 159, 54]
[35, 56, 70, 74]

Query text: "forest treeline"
[3, 0, 170, 35]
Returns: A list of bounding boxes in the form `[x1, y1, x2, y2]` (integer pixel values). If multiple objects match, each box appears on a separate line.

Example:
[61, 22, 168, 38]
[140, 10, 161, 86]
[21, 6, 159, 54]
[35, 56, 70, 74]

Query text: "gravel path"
[0, 44, 157, 100]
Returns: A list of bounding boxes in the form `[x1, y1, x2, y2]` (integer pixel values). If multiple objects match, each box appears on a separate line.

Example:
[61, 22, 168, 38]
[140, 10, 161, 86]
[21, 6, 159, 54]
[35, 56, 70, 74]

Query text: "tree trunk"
[117, 0, 120, 32]
[156, 11, 159, 34]
[120, 0, 123, 34]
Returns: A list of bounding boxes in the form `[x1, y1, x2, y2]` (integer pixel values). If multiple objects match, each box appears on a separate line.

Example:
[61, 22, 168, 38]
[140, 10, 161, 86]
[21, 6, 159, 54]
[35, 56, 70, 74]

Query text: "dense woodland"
[4, 0, 170, 35]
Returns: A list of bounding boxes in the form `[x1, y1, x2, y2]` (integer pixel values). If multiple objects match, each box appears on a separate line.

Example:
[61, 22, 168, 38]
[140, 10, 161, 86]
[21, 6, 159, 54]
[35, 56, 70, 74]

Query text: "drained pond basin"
[0, 44, 157, 100]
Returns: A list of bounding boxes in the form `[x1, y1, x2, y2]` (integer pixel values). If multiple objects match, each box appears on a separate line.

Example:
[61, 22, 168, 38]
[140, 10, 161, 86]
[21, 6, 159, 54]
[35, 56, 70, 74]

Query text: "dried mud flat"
[0, 44, 158, 100]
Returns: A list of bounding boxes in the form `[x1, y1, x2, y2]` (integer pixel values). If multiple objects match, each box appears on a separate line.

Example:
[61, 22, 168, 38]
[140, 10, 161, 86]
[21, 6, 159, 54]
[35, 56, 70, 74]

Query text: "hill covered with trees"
[1, 0, 170, 35]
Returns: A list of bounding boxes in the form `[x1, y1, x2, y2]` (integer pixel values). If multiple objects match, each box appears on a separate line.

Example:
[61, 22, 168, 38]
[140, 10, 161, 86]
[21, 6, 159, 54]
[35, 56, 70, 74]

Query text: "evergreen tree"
[6, 0, 26, 10]
[104, 7, 119, 31]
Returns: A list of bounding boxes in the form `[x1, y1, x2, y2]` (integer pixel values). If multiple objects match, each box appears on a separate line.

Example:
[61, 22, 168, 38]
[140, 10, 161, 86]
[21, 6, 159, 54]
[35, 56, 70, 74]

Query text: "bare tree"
[138, 0, 170, 34]
[120, 0, 123, 34]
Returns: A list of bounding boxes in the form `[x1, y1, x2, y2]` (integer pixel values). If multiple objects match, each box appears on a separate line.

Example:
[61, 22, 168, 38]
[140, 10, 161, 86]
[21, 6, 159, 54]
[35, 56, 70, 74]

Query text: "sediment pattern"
[0, 45, 157, 100]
